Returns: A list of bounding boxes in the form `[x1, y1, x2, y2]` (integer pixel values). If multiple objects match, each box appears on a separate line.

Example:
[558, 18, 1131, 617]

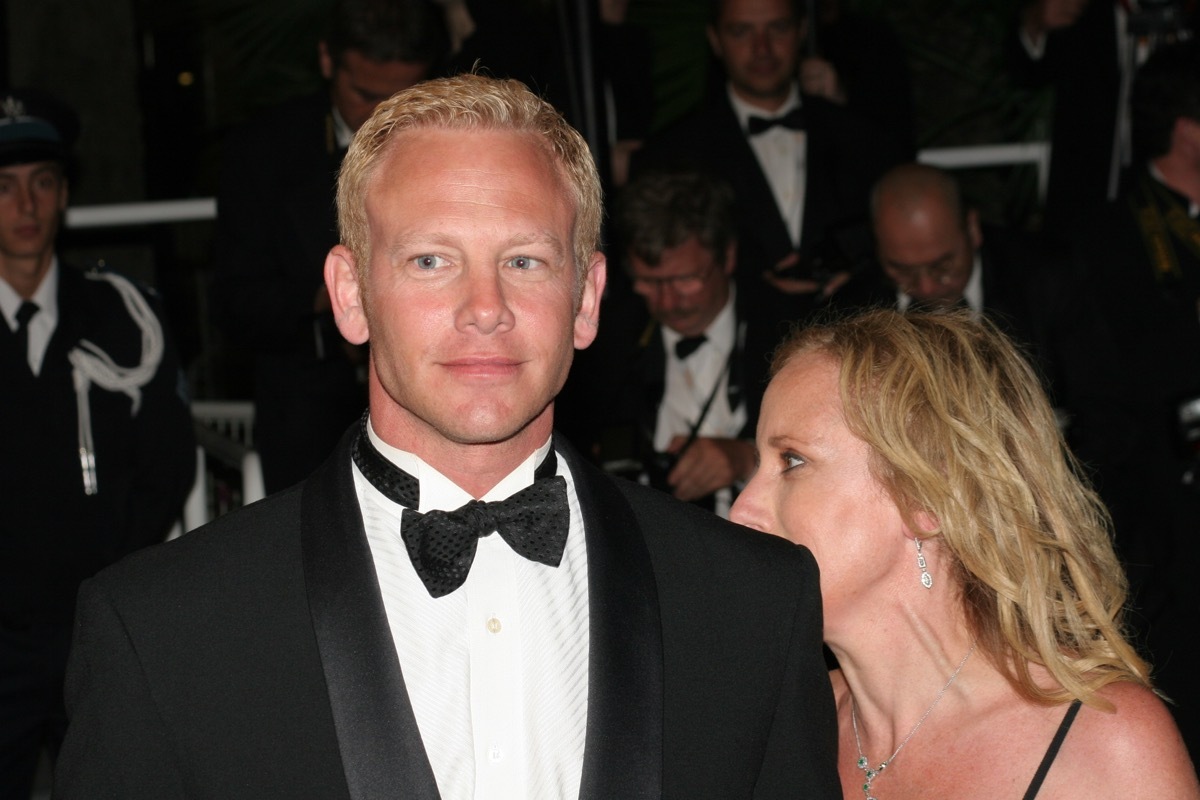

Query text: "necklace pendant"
[857, 756, 868, 769]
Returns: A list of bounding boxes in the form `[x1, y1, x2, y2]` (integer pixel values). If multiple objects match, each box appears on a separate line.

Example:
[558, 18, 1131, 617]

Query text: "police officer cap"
[0, 88, 80, 168]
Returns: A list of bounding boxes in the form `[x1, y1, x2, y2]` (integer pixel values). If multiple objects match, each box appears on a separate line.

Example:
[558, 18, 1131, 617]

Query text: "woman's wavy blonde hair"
[336, 72, 602, 296]
[774, 308, 1150, 707]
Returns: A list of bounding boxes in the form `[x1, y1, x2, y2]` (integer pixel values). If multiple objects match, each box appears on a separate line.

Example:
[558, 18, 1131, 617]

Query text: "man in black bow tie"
[631, 0, 909, 319]
[216, 0, 447, 495]
[56, 74, 839, 799]
[569, 169, 787, 518]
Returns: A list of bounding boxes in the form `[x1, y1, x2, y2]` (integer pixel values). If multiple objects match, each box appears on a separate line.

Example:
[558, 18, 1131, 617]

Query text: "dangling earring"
[916, 538, 933, 589]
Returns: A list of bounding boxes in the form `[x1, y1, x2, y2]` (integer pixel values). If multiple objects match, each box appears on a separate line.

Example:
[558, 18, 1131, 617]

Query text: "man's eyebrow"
[884, 251, 956, 272]
[385, 231, 567, 257]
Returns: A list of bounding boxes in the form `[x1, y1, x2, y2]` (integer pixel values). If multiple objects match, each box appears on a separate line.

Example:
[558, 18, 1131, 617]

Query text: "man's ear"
[318, 41, 334, 81]
[326, 245, 369, 345]
[574, 251, 607, 350]
[706, 24, 723, 59]
[723, 241, 738, 276]
[1174, 116, 1200, 156]
[966, 208, 983, 251]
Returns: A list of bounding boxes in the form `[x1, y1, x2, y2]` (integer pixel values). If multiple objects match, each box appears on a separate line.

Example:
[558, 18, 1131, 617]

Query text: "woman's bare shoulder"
[1046, 682, 1199, 798]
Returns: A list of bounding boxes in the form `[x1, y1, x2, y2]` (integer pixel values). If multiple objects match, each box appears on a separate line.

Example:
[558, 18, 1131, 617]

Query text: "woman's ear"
[903, 508, 941, 539]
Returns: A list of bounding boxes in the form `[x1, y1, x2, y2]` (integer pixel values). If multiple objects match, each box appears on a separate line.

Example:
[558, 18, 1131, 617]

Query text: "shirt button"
[489, 745, 503, 762]
[486, 617, 502, 634]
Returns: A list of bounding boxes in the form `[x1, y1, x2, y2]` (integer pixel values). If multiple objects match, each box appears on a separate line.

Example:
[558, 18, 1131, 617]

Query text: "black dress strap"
[1022, 699, 1083, 799]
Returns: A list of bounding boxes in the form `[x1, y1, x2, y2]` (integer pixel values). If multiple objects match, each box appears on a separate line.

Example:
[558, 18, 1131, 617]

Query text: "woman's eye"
[413, 255, 445, 270]
[782, 452, 805, 471]
[507, 255, 539, 270]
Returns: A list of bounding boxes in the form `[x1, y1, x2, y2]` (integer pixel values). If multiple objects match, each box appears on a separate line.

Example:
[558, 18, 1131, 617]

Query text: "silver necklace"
[851, 642, 976, 800]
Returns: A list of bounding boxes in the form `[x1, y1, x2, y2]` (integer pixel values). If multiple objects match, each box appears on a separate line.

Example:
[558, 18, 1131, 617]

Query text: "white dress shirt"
[354, 422, 590, 800]
[729, 83, 807, 248]
[0, 257, 59, 375]
[655, 291, 748, 517]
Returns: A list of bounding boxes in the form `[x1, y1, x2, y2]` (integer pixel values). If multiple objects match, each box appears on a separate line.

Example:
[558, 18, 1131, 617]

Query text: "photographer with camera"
[566, 169, 793, 518]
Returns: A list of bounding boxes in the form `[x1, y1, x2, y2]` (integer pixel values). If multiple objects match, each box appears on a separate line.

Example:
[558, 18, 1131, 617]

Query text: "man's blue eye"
[414, 255, 443, 269]
[508, 256, 537, 270]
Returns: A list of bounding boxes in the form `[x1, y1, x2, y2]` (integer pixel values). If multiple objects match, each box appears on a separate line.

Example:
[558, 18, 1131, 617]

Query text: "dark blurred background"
[1, 0, 1052, 400]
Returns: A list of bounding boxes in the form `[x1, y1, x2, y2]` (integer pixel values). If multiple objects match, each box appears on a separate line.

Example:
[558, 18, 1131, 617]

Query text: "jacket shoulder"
[88, 486, 305, 604]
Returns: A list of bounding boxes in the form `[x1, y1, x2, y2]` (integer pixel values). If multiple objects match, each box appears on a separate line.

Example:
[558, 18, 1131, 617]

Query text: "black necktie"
[13, 301, 38, 370]
[351, 423, 570, 598]
[747, 107, 805, 135]
[674, 335, 707, 360]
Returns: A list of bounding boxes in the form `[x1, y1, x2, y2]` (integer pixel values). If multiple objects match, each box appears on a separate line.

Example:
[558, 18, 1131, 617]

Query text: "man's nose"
[913, 272, 942, 300]
[457, 265, 515, 334]
[15, 181, 36, 215]
[752, 29, 772, 56]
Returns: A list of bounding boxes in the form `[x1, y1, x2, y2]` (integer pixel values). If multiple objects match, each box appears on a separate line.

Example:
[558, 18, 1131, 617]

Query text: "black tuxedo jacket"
[632, 88, 910, 285]
[215, 90, 365, 492]
[55, 429, 839, 799]
[1006, 1, 1123, 235]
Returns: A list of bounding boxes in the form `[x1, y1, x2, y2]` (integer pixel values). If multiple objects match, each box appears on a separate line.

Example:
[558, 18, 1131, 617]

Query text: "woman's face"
[731, 350, 911, 632]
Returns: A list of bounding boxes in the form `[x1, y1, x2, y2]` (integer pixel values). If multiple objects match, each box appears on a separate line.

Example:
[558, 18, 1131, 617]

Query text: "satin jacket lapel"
[557, 436, 664, 800]
[301, 428, 441, 800]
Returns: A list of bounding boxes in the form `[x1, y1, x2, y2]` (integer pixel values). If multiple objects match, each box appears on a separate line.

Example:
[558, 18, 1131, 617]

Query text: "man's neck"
[0, 251, 53, 300]
[1152, 153, 1200, 210]
[369, 395, 555, 499]
[728, 83, 792, 114]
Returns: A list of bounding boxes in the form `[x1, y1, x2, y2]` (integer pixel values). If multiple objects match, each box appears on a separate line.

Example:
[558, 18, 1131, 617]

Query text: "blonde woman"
[733, 309, 1199, 799]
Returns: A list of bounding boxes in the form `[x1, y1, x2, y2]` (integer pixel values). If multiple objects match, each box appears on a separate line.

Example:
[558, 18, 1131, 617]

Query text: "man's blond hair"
[336, 73, 602, 289]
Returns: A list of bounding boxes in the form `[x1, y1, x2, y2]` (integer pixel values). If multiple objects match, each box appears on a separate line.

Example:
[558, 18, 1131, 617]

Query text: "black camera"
[643, 450, 678, 494]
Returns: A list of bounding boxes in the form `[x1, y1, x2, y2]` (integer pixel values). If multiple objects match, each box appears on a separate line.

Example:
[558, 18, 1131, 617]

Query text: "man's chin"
[436, 403, 553, 448]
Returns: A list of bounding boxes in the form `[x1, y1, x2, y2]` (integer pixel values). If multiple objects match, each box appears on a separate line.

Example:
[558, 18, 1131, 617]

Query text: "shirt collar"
[331, 105, 355, 150]
[727, 83, 802, 135]
[896, 252, 983, 315]
[660, 285, 738, 357]
[0, 255, 58, 331]
[1149, 163, 1200, 218]
[365, 416, 553, 512]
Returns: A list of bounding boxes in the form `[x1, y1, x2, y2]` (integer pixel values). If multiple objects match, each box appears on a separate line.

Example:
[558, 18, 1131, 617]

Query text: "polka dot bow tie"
[352, 423, 569, 598]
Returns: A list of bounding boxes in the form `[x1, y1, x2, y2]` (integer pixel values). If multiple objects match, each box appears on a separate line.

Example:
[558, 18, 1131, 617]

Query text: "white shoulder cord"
[66, 271, 165, 495]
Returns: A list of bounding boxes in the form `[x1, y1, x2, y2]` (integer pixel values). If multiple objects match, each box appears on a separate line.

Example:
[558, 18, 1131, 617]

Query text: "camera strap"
[1130, 174, 1200, 282]
[675, 322, 745, 456]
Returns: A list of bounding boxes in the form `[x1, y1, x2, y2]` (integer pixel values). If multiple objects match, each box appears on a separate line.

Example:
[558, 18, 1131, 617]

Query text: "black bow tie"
[674, 334, 707, 360]
[351, 423, 570, 598]
[747, 107, 805, 135]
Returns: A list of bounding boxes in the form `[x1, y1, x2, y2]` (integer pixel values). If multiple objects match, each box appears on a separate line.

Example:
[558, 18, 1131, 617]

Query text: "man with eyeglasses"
[567, 169, 792, 518]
